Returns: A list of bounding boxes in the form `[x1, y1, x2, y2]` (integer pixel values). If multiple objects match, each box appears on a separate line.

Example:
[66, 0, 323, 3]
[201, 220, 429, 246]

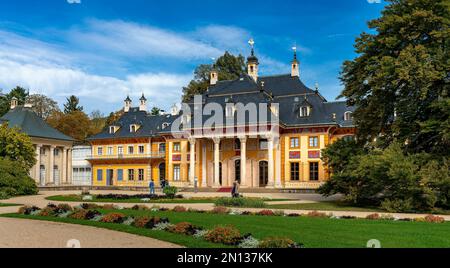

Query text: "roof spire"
[247, 38, 259, 82]
[291, 42, 300, 77]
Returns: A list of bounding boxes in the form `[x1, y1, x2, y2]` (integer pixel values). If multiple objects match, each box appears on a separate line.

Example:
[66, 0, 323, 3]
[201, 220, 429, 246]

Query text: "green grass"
[3, 208, 450, 248]
[0, 203, 21, 207]
[46, 195, 287, 204]
[267, 202, 384, 212]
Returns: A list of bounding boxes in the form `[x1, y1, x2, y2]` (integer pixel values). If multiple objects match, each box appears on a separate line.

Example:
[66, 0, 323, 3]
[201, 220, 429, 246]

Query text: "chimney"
[124, 95, 132, 112]
[291, 45, 300, 77]
[10, 97, 18, 110]
[139, 93, 147, 112]
[247, 38, 259, 82]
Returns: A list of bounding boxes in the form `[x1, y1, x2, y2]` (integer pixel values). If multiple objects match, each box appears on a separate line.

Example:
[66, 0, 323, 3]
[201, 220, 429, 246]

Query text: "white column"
[201, 143, 207, 187]
[35, 145, 41, 185]
[62, 148, 67, 185]
[49, 146, 55, 185]
[189, 137, 196, 186]
[67, 149, 72, 185]
[213, 137, 221, 187]
[239, 136, 247, 187]
[267, 136, 275, 187]
[275, 137, 282, 188]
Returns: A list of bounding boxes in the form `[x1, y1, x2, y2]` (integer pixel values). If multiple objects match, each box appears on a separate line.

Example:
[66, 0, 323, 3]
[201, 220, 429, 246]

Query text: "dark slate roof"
[88, 107, 178, 140]
[1, 106, 74, 141]
[194, 74, 355, 128]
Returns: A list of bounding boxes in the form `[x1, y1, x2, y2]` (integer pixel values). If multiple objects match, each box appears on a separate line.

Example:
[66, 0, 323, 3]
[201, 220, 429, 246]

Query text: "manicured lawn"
[3, 209, 450, 248]
[267, 202, 384, 213]
[46, 195, 286, 204]
[0, 203, 21, 207]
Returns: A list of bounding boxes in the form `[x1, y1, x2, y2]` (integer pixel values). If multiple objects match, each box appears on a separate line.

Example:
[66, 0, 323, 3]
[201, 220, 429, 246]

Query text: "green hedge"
[0, 158, 38, 199]
[214, 197, 267, 208]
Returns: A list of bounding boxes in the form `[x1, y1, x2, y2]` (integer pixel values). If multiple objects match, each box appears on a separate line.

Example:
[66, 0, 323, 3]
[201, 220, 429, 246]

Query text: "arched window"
[344, 111, 353, 121]
[299, 106, 310, 117]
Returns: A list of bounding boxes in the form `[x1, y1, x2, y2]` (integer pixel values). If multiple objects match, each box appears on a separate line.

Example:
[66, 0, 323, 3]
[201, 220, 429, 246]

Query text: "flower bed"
[95, 193, 184, 200]
[17, 204, 302, 248]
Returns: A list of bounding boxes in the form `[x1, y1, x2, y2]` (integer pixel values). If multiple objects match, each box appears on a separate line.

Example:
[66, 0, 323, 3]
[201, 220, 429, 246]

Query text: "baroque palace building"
[88, 45, 355, 190]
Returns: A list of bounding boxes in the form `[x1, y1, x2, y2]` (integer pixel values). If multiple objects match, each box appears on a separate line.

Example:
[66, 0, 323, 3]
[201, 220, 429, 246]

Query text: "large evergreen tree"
[63, 95, 83, 114]
[340, 0, 449, 155]
[0, 87, 29, 116]
[182, 52, 246, 102]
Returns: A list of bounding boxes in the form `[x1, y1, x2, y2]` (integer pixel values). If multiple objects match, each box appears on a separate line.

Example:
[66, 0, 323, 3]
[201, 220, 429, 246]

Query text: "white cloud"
[69, 19, 223, 60]
[367, 0, 381, 4]
[67, 0, 81, 4]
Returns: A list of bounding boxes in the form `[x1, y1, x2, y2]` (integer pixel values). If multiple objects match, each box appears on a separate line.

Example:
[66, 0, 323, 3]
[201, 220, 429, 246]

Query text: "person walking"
[231, 181, 240, 198]
[149, 179, 155, 195]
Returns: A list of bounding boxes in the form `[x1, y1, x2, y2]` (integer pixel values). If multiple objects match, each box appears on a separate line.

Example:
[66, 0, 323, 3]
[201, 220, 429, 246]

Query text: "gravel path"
[0, 217, 181, 248]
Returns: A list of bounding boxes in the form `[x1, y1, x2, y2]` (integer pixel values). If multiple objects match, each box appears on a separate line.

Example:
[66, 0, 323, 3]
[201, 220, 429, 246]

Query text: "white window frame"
[97, 147, 103, 156]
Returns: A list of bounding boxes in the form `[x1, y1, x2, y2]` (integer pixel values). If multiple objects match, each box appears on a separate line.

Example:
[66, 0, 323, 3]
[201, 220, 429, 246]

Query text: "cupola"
[247, 38, 259, 82]
[124, 95, 132, 113]
[139, 93, 147, 112]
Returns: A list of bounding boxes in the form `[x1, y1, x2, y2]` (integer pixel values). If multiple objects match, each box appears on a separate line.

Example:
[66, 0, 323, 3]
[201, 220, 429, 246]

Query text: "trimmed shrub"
[100, 213, 126, 223]
[167, 222, 198, 235]
[257, 210, 275, 216]
[133, 216, 167, 229]
[0, 158, 38, 198]
[18, 206, 40, 215]
[381, 199, 414, 213]
[152, 222, 174, 231]
[172, 206, 187, 212]
[239, 236, 260, 248]
[163, 186, 179, 199]
[366, 213, 380, 220]
[69, 209, 101, 220]
[424, 215, 445, 223]
[204, 226, 242, 245]
[259, 237, 301, 248]
[131, 205, 149, 211]
[80, 203, 102, 210]
[102, 204, 116, 210]
[211, 206, 230, 214]
[306, 211, 330, 218]
[133, 216, 151, 228]
[287, 213, 300, 217]
[214, 197, 266, 208]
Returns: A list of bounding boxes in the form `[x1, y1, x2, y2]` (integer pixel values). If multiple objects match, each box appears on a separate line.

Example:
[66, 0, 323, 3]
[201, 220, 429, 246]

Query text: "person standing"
[149, 179, 155, 195]
[194, 177, 198, 194]
[231, 181, 240, 198]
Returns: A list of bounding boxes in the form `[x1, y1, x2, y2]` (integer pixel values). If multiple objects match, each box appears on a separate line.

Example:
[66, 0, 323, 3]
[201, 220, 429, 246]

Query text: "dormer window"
[226, 105, 235, 117]
[130, 124, 140, 133]
[109, 126, 119, 134]
[299, 106, 311, 117]
[344, 111, 353, 121]
[162, 122, 170, 129]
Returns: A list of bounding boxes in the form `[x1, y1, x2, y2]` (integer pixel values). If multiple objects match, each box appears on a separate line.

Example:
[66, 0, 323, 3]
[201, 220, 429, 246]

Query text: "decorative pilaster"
[188, 137, 196, 186]
[275, 137, 282, 188]
[49, 146, 55, 185]
[267, 136, 275, 187]
[35, 145, 42, 185]
[62, 148, 67, 185]
[212, 137, 221, 187]
[239, 136, 247, 187]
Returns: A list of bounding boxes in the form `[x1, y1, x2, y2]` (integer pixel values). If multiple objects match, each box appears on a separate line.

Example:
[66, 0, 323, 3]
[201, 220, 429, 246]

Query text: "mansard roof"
[1, 106, 74, 141]
[88, 107, 178, 141]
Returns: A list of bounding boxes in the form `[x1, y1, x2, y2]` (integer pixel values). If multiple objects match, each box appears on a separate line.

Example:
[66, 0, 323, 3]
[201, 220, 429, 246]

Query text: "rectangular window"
[107, 147, 113, 155]
[310, 162, 319, 181]
[173, 165, 181, 181]
[309, 137, 319, 148]
[138, 146, 145, 154]
[159, 143, 166, 153]
[40, 148, 46, 155]
[259, 139, 268, 150]
[117, 169, 123, 181]
[290, 163, 300, 181]
[128, 146, 134, 154]
[128, 169, 135, 181]
[97, 147, 103, 156]
[118, 146, 123, 156]
[290, 137, 299, 148]
[54, 149, 59, 156]
[97, 169, 103, 181]
[173, 142, 181, 152]
[138, 169, 144, 181]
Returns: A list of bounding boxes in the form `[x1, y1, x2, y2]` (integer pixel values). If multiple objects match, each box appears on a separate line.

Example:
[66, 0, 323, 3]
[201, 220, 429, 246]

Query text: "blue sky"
[0, 0, 386, 115]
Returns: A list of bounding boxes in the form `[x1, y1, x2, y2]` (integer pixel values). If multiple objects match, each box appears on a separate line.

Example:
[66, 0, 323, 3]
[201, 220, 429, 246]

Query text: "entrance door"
[40, 165, 46, 186]
[259, 161, 269, 187]
[106, 169, 114, 186]
[159, 163, 166, 181]
[235, 160, 241, 183]
[219, 162, 223, 186]
[53, 165, 59, 186]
